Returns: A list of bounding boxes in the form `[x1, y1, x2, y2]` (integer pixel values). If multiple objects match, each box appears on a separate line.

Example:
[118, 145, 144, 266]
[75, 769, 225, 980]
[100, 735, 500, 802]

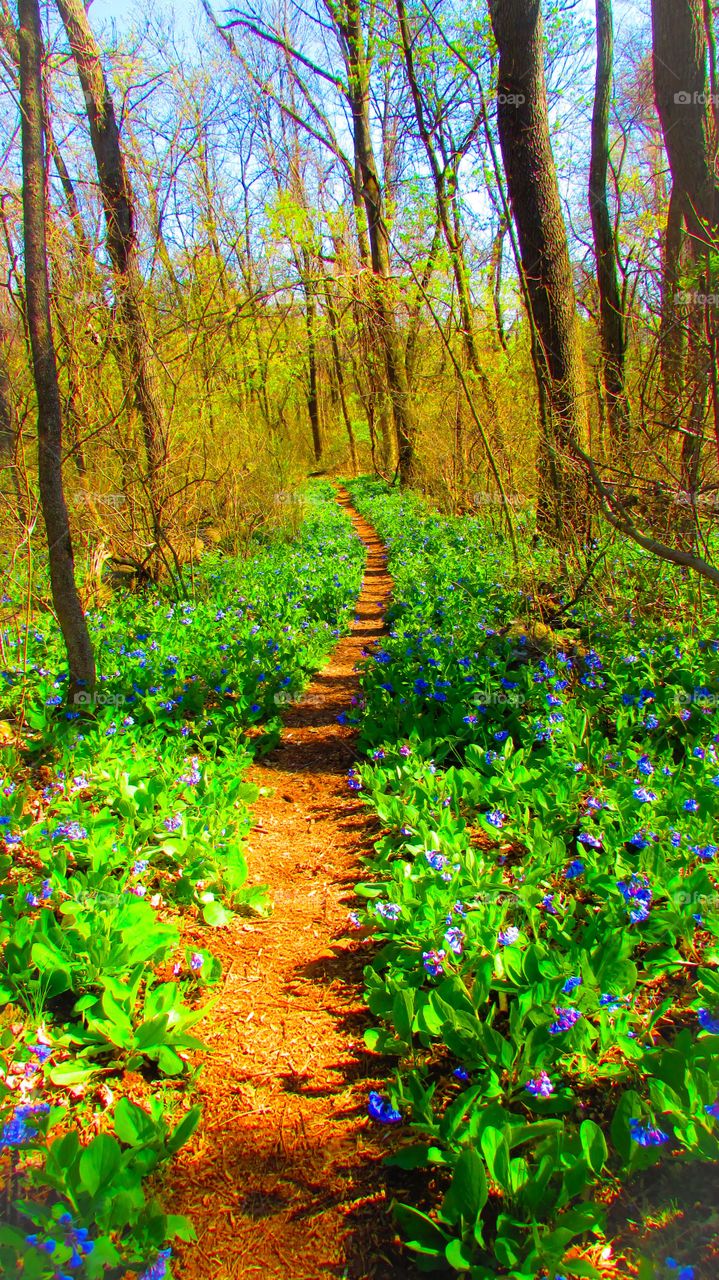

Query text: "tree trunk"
[323, 276, 358, 474]
[18, 0, 95, 701]
[55, 0, 168, 564]
[301, 258, 322, 464]
[652, 0, 719, 241]
[489, 0, 588, 541]
[660, 185, 688, 411]
[395, 0, 511, 482]
[0, 327, 25, 522]
[339, 0, 416, 482]
[652, 0, 718, 528]
[489, 217, 508, 352]
[589, 0, 631, 453]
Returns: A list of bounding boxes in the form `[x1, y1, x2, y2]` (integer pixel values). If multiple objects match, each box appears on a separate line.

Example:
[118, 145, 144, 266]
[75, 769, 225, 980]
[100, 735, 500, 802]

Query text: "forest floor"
[172, 492, 420, 1280]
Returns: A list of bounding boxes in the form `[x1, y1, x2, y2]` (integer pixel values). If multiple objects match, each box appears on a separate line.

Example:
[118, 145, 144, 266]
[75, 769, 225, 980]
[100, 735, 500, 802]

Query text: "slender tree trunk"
[323, 277, 358, 474]
[340, 0, 416, 482]
[18, 0, 95, 700]
[0, 329, 25, 522]
[660, 185, 688, 411]
[489, 0, 588, 541]
[589, 0, 630, 453]
[55, 0, 168, 566]
[301, 260, 322, 464]
[489, 217, 508, 352]
[395, 0, 512, 482]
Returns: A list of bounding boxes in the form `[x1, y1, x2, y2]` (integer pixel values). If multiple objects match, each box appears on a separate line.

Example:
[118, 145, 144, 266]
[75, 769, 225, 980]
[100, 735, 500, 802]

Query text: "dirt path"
[173, 491, 417, 1280]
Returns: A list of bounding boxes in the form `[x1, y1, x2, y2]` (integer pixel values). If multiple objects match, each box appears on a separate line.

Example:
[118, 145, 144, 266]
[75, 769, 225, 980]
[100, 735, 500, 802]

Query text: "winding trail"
[174, 492, 417, 1279]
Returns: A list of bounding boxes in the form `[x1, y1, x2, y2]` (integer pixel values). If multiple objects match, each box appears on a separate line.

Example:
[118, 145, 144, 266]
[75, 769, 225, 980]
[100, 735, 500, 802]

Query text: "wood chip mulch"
[171, 491, 422, 1280]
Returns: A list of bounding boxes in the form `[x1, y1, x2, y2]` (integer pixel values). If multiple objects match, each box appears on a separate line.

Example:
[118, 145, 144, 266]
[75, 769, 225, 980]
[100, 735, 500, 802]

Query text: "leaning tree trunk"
[589, 0, 630, 455]
[489, 0, 588, 542]
[55, 0, 168, 567]
[17, 0, 95, 701]
[652, 0, 719, 522]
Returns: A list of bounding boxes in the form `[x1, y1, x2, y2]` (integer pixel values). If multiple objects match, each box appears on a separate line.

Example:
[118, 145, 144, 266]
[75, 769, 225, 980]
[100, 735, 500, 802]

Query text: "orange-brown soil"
[173, 492, 420, 1279]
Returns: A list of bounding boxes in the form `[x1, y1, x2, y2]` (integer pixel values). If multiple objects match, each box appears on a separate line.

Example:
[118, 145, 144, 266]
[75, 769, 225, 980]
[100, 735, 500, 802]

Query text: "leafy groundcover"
[347, 478, 719, 1280]
[0, 483, 364, 1279]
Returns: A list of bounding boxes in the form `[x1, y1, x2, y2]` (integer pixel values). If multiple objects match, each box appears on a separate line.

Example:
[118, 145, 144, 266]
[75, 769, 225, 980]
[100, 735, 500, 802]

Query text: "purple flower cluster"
[52, 821, 88, 842]
[375, 901, 401, 921]
[425, 850, 447, 871]
[618, 874, 653, 924]
[444, 926, 464, 956]
[177, 757, 201, 786]
[525, 1070, 554, 1097]
[422, 949, 445, 977]
[140, 1249, 172, 1280]
[549, 1007, 582, 1034]
[565, 860, 585, 879]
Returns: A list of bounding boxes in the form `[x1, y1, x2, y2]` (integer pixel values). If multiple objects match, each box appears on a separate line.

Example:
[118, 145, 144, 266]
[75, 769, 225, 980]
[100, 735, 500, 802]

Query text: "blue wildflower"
[565, 860, 585, 879]
[562, 975, 582, 994]
[629, 1117, 669, 1147]
[367, 1092, 402, 1124]
[698, 1008, 719, 1033]
[485, 809, 507, 828]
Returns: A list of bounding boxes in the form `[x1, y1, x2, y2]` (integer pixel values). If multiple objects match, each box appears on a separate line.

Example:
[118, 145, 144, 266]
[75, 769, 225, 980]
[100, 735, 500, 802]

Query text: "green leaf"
[114, 1098, 159, 1147]
[441, 1148, 488, 1225]
[202, 899, 232, 927]
[167, 1105, 201, 1154]
[79, 1134, 122, 1197]
[165, 1214, 197, 1243]
[444, 1237, 474, 1270]
[49, 1060, 97, 1087]
[393, 1203, 449, 1256]
[575, 1126, 603, 1172]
